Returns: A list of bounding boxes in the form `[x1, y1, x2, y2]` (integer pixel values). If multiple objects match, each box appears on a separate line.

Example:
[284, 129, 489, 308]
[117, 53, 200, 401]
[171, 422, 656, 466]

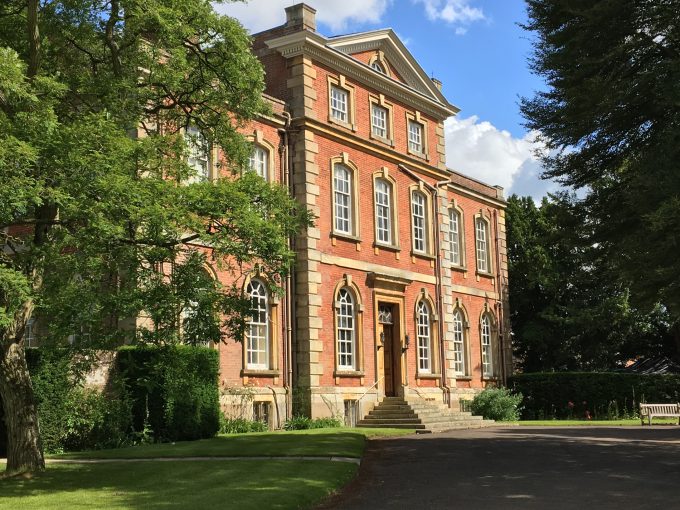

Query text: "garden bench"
[639, 403, 680, 425]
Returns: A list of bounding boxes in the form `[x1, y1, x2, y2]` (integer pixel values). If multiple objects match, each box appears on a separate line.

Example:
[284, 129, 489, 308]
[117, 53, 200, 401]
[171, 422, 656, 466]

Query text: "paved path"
[319, 426, 680, 510]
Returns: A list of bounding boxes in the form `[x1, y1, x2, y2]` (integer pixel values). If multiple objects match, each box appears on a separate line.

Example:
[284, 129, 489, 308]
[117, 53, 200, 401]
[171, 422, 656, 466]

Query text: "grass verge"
[54, 427, 411, 460]
[515, 419, 679, 426]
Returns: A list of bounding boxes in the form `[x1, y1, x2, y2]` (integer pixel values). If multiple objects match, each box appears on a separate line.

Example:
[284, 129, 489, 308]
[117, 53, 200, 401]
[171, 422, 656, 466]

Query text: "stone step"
[368, 412, 419, 419]
[356, 422, 426, 430]
[358, 418, 423, 425]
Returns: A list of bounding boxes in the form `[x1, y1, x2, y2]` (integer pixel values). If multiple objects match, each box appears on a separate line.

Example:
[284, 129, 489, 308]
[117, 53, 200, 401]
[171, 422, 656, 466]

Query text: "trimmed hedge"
[116, 345, 220, 442]
[509, 372, 680, 420]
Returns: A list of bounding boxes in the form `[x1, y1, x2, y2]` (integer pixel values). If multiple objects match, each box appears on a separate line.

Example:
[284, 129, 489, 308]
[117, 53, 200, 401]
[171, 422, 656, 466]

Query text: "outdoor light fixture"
[403, 334, 410, 352]
[378, 331, 385, 349]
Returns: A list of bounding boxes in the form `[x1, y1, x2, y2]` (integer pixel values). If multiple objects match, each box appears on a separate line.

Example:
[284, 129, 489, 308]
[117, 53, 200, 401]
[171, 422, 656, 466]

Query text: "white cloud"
[215, 0, 391, 34]
[444, 115, 557, 200]
[413, 0, 485, 33]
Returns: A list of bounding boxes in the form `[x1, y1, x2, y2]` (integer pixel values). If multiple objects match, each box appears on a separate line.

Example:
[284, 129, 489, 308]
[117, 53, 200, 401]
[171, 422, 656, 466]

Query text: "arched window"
[453, 310, 466, 375]
[186, 125, 209, 183]
[374, 178, 393, 245]
[371, 60, 386, 74]
[336, 288, 356, 370]
[249, 145, 269, 180]
[333, 164, 353, 235]
[246, 280, 269, 369]
[449, 209, 463, 266]
[476, 217, 490, 273]
[481, 313, 494, 378]
[416, 300, 432, 373]
[411, 190, 428, 253]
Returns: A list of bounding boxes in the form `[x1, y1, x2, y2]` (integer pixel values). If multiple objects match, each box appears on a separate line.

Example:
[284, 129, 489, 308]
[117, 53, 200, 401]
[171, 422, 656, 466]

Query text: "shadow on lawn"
[0, 459, 356, 510]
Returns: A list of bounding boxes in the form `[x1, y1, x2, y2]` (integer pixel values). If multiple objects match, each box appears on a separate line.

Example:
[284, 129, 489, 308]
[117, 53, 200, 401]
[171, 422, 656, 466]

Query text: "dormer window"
[371, 61, 386, 74]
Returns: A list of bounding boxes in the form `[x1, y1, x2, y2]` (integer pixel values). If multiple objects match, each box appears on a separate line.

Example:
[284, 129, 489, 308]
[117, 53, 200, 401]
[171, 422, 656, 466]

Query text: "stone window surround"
[368, 93, 395, 146]
[241, 274, 280, 381]
[452, 298, 471, 378]
[333, 274, 365, 378]
[372, 167, 400, 250]
[479, 304, 498, 381]
[409, 182, 435, 258]
[367, 50, 391, 78]
[327, 74, 357, 132]
[473, 211, 494, 277]
[405, 110, 429, 161]
[448, 200, 467, 271]
[330, 153, 362, 242]
[413, 288, 440, 379]
[246, 130, 276, 182]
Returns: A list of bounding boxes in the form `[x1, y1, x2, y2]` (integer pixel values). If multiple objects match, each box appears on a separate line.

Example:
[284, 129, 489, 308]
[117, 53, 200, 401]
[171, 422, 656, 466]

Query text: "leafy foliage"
[469, 388, 523, 422]
[521, 0, 680, 338]
[283, 416, 343, 431]
[510, 372, 680, 420]
[219, 417, 268, 434]
[116, 345, 220, 442]
[506, 194, 676, 371]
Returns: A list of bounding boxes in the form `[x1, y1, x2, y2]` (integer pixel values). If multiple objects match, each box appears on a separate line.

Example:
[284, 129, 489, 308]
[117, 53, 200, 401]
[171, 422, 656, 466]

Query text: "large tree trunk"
[0, 340, 44, 475]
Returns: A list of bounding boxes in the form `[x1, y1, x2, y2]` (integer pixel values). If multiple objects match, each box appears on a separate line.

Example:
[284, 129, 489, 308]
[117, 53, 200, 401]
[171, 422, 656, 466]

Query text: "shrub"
[509, 372, 680, 420]
[470, 388, 523, 421]
[283, 416, 343, 430]
[116, 344, 220, 442]
[219, 416, 268, 434]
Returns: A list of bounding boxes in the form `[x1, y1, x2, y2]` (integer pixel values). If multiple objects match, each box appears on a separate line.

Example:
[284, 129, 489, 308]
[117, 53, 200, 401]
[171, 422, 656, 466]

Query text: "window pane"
[249, 146, 268, 180]
[411, 191, 426, 253]
[334, 165, 352, 234]
[186, 126, 209, 182]
[476, 218, 488, 273]
[408, 120, 422, 154]
[449, 209, 461, 266]
[330, 86, 348, 123]
[371, 61, 386, 74]
[371, 104, 387, 138]
[337, 288, 355, 370]
[246, 280, 269, 369]
[375, 179, 392, 244]
[417, 301, 431, 372]
[453, 311, 465, 375]
[481, 315, 493, 377]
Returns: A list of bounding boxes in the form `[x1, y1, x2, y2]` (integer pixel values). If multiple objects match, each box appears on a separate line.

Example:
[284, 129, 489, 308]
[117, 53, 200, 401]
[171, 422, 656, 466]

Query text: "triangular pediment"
[326, 29, 449, 107]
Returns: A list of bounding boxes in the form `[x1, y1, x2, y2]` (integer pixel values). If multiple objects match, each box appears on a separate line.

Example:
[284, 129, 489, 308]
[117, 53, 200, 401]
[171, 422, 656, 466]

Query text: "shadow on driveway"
[319, 426, 680, 510]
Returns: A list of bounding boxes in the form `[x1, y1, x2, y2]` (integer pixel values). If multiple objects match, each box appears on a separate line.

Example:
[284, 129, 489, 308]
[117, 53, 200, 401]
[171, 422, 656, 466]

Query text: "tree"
[506, 194, 675, 372]
[0, 1, 311, 476]
[521, 1, 680, 347]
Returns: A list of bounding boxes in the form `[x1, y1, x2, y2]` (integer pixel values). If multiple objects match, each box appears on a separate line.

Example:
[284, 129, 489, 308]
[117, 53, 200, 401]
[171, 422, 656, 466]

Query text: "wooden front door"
[378, 304, 399, 397]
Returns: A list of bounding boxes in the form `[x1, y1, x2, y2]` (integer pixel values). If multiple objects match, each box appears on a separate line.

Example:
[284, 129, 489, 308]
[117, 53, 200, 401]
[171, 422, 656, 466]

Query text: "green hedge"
[116, 345, 220, 442]
[509, 372, 680, 419]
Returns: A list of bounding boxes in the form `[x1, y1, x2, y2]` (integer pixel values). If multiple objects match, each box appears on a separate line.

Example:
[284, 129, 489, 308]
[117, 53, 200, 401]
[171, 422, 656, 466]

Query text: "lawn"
[516, 419, 679, 426]
[0, 428, 411, 510]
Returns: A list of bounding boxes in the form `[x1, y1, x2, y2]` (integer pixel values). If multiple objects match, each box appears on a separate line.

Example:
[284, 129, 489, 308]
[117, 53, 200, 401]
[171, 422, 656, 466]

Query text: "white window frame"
[330, 85, 348, 123]
[449, 208, 463, 267]
[411, 190, 428, 254]
[416, 300, 432, 373]
[481, 313, 494, 378]
[453, 310, 466, 376]
[333, 164, 353, 235]
[371, 103, 388, 139]
[186, 125, 210, 183]
[476, 217, 491, 273]
[374, 178, 392, 245]
[408, 120, 423, 154]
[336, 288, 356, 371]
[26, 317, 36, 347]
[249, 145, 269, 180]
[246, 280, 269, 370]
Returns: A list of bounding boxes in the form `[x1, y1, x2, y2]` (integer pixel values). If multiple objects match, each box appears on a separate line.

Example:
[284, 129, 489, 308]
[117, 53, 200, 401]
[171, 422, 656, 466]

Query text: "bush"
[219, 416, 268, 434]
[116, 344, 220, 442]
[470, 388, 523, 421]
[510, 372, 680, 420]
[283, 416, 343, 430]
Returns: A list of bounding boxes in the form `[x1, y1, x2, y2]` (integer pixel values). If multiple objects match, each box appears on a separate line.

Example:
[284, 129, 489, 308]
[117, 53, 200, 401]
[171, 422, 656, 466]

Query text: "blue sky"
[217, 0, 556, 199]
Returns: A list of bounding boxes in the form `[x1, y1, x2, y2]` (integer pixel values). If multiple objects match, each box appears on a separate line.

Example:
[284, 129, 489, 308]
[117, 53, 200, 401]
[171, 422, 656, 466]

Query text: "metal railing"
[347, 377, 384, 427]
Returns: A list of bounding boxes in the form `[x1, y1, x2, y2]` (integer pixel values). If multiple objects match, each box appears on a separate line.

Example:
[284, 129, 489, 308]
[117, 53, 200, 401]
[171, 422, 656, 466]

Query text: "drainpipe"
[492, 208, 507, 385]
[397, 164, 452, 407]
[278, 112, 295, 421]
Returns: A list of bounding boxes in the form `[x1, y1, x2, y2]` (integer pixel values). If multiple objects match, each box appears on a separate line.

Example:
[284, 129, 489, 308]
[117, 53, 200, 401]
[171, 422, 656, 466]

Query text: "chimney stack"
[285, 3, 317, 32]
[431, 77, 443, 91]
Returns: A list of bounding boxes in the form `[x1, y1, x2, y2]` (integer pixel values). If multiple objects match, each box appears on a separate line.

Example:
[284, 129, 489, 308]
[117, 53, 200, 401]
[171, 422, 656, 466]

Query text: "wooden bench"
[639, 403, 680, 425]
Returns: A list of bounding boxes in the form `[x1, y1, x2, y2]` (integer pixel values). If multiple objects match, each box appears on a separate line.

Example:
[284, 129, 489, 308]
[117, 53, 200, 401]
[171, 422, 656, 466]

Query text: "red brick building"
[218, 4, 512, 425]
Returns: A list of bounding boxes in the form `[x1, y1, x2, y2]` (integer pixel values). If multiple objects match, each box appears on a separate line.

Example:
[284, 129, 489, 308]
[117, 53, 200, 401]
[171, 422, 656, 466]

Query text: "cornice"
[446, 182, 507, 209]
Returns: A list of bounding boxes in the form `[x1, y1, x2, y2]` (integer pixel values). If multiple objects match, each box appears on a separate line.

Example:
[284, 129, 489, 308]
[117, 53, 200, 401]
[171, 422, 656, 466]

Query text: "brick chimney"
[285, 3, 317, 32]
